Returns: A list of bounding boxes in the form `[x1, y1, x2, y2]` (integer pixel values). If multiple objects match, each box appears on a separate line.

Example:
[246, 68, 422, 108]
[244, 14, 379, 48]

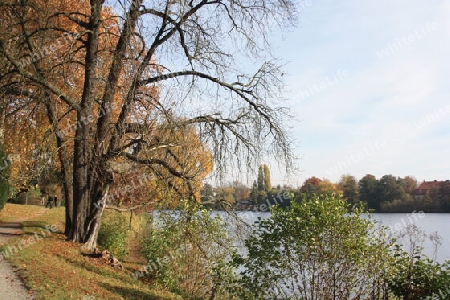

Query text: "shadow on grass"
[0, 231, 23, 237]
[22, 220, 47, 228]
[21, 221, 64, 235]
[0, 222, 23, 229]
[99, 282, 168, 300]
[54, 251, 138, 284]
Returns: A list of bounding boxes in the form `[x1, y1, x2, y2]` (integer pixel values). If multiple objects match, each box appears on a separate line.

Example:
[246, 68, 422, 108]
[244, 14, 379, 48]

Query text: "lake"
[372, 213, 450, 263]
[227, 211, 450, 263]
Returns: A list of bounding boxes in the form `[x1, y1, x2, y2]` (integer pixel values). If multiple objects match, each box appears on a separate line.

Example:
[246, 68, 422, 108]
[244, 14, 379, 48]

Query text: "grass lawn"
[0, 204, 180, 300]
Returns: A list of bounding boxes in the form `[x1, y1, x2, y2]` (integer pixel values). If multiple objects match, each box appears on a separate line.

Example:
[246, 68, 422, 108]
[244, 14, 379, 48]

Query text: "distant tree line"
[299, 174, 450, 212]
[201, 167, 450, 213]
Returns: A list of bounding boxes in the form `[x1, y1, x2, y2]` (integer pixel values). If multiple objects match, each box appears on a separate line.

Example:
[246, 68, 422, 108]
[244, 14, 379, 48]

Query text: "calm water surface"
[372, 213, 450, 263]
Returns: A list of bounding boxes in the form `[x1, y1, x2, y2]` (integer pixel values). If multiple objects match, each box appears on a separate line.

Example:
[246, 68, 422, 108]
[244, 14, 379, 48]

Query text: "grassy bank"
[0, 204, 179, 300]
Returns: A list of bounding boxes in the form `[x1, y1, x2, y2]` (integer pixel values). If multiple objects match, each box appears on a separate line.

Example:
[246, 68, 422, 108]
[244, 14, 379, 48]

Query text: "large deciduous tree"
[0, 0, 296, 250]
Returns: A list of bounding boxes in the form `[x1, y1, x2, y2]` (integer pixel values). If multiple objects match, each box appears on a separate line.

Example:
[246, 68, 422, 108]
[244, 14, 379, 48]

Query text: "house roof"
[414, 180, 448, 195]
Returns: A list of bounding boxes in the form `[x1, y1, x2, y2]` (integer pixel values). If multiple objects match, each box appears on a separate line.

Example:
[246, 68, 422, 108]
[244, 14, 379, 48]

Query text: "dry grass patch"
[9, 235, 181, 299]
[2, 205, 180, 300]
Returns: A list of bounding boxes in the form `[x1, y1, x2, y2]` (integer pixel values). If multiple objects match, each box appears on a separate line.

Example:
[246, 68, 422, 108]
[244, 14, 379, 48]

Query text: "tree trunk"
[62, 156, 73, 236]
[84, 185, 109, 250]
[71, 143, 93, 243]
[70, 170, 108, 250]
[43, 96, 74, 236]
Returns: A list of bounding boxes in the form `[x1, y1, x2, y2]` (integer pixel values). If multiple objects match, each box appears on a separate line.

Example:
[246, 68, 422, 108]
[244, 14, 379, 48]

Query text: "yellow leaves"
[152, 125, 212, 201]
[109, 124, 213, 209]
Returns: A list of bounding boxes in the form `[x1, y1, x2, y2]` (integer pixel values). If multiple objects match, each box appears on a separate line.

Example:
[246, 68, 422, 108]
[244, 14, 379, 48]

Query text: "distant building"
[414, 180, 450, 201]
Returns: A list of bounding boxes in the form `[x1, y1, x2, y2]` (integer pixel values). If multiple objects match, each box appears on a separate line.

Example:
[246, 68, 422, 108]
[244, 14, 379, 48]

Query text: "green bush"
[0, 145, 10, 211]
[97, 210, 129, 259]
[142, 199, 236, 299]
[230, 193, 393, 299]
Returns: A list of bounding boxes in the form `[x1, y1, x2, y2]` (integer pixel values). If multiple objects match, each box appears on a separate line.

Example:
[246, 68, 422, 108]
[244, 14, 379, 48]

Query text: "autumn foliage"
[0, 0, 211, 210]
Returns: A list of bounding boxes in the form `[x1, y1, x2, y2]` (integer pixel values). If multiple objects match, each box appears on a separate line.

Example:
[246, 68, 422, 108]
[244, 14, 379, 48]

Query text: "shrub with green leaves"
[142, 199, 236, 299]
[230, 193, 393, 299]
[97, 210, 129, 259]
[386, 225, 450, 299]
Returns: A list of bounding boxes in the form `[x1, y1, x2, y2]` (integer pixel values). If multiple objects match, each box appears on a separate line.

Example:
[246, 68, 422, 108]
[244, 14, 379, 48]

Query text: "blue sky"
[267, 0, 450, 186]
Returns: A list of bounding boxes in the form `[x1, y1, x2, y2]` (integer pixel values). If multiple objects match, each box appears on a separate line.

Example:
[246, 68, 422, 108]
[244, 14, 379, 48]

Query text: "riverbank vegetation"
[115, 194, 450, 299]
[2, 195, 450, 299]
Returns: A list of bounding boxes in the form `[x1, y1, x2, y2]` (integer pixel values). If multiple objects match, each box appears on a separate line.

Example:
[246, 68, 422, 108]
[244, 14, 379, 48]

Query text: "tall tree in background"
[0, 0, 296, 250]
[359, 174, 379, 211]
[338, 174, 359, 205]
[232, 181, 251, 202]
[256, 164, 272, 204]
[440, 181, 450, 212]
[263, 164, 272, 192]
[403, 176, 418, 195]
[377, 174, 406, 204]
[315, 179, 339, 195]
[257, 165, 266, 192]
[251, 180, 258, 204]
[200, 183, 214, 203]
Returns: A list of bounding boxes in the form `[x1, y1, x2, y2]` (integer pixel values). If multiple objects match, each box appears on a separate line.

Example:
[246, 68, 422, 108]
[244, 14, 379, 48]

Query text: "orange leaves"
[2, 0, 213, 215]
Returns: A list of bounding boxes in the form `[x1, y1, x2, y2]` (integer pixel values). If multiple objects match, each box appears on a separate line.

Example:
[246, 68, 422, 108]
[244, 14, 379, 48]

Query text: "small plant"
[97, 210, 129, 259]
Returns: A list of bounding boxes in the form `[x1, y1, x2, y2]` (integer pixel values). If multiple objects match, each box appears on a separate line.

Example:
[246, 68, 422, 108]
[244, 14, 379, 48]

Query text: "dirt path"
[0, 207, 47, 299]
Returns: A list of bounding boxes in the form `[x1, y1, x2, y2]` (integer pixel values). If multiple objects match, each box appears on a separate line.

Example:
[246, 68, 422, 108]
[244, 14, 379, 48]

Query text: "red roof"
[414, 180, 447, 195]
